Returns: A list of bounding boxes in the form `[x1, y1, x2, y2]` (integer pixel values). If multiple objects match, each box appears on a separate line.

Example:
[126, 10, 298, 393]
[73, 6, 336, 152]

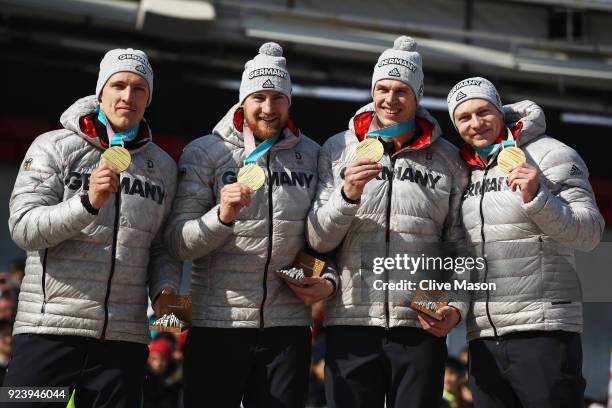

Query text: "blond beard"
[245, 115, 287, 140]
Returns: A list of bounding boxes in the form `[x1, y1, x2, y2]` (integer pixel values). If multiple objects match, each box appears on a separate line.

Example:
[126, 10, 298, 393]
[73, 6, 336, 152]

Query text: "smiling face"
[373, 79, 417, 127]
[242, 91, 290, 140]
[453, 98, 505, 149]
[99, 72, 149, 132]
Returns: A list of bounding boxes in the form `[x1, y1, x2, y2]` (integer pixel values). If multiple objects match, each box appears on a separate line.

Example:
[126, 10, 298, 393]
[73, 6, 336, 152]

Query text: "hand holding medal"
[496, 132, 539, 203]
[99, 108, 136, 173]
[344, 116, 416, 201]
[219, 123, 281, 224]
[89, 109, 135, 210]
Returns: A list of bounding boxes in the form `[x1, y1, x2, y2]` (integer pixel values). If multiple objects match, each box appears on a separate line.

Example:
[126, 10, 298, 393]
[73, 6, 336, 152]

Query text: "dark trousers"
[183, 326, 311, 408]
[469, 331, 585, 408]
[1, 334, 148, 408]
[324, 326, 447, 408]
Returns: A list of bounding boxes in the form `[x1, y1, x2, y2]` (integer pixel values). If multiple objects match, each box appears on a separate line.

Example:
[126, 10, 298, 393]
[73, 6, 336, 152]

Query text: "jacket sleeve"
[523, 145, 605, 252]
[442, 153, 470, 321]
[317, 250, 339, 298]
[164, 140, 234, 261]
[306, 138, 359, 253]
[442, 156, 469, 244]
[9, 135, 97, 251]
[148, 161, 182, 301]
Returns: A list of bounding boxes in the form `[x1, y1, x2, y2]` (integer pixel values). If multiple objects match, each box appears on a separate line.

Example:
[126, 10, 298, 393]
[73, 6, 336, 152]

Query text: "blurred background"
[0, 0, 611, 406]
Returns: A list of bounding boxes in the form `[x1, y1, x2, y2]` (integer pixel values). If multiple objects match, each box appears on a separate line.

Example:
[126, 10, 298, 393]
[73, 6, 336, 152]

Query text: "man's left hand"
[508, 162, 540, 203]
[153, 287, 176, 318]
[286, 277, 334, 305]
[417, 306, 460, 337]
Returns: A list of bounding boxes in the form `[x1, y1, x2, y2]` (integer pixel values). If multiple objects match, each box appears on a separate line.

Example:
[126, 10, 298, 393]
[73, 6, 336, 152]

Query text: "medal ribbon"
[242, 123, 281, 164]
[98, 109, 140, 147]
[366, 117, 416, 139]
[474, 128, 516, 157]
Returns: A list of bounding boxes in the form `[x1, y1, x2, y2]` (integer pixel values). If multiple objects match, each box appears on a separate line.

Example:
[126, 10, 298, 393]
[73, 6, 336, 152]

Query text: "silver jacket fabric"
[461, 100, 605, 341]
[307, 103, 469, 328]
[164, 104, 331, 328]
[9, 95, 180, 344]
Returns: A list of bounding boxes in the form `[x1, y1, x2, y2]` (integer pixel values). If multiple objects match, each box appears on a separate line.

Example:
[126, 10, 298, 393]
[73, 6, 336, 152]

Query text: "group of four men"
[4, 35, 604, 408]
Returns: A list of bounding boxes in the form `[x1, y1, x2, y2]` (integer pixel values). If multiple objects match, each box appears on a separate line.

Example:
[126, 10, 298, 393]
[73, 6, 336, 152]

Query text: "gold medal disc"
[356, 138, 384, 162]
[237, 163, 266, 191]
[102, 146, 131, 172]
[497, 146, 526, 174]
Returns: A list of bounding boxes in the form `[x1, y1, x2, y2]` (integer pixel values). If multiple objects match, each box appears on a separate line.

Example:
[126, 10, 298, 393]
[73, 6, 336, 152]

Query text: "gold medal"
[237, 163, 266, 191]
[497, 146, 526, 174]
[356, 138, 384, 162]
[102, 146, 131, 172]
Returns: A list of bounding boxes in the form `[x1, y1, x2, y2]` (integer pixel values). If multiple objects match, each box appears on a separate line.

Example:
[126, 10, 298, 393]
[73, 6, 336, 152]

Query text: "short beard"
[245, 115, 287, 140]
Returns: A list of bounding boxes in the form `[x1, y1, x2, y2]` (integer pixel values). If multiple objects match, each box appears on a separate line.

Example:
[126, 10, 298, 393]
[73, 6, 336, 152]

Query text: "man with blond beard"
[165, 42, 337, 407]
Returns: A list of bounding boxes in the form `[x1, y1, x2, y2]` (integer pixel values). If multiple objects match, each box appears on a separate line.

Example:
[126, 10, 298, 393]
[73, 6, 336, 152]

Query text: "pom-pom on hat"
[239, 42, 291, 104]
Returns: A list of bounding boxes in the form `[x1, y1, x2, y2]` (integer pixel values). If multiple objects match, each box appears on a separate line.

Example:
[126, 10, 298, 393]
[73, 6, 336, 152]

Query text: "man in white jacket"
[307, 36, 469, 408]
[4, 48, 179, 408]
[165, 42, 336, 408]
[448, 77, 604, 408]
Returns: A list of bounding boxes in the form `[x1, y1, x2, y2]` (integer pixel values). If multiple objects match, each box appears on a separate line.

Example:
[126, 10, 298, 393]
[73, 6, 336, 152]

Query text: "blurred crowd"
[0, 258, 608, 407]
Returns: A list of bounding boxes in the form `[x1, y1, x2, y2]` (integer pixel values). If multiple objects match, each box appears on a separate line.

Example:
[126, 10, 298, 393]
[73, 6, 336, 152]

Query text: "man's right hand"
[88, 162, 120, 209]
[219, 183, 252, 224]
[342, 158, 383, 201]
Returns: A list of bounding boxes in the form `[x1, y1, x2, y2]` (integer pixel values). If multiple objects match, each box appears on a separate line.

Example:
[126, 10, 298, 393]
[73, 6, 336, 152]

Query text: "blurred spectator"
[0, 292, 16, 322]
[458, 346, 469, 366]
[8, 258, 25, 290]
[143, 336, 181, 408]
[0, 321, 12, 384]
[442, 357, 466, 408]
[457, 377, 474, 408]
[307, 300, 327, 407]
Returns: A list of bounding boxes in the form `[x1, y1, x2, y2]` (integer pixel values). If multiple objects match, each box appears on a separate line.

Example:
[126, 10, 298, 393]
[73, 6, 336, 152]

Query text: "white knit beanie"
[95, 48, 154, 106]
[239, 42, 291, 104]
[371, 36, 424, 102]
[447, 77, 502, 127]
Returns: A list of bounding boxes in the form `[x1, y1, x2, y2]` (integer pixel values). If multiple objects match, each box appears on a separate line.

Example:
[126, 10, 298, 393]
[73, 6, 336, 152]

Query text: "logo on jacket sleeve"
[569, 164, 584, 177]
[22, 158, 33, 171]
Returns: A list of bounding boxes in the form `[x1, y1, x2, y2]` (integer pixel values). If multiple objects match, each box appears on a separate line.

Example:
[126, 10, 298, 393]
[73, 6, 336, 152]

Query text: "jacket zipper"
[101, 189, 121, 340]
[478, 168, 499, 339]
[259, 152, 274, 330]
[40, 249, 49, 313]
[384, 153, 396, 330]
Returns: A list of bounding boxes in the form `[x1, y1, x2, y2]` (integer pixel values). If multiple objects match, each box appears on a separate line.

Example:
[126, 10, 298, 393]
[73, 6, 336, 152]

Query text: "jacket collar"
[60, 95, 152, 153]
[349, 103, 441, 156]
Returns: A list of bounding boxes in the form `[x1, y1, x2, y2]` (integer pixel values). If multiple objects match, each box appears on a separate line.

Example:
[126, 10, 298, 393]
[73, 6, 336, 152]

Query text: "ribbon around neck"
[98, 109, 140, 147]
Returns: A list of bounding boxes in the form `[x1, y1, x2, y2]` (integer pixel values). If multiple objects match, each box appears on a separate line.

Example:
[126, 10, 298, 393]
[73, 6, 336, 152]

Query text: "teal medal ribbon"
[244, 134, 280, 164]
[473, 129, 516, 157]
[97, 109, 140, 147]
[366, 117, 416, 139]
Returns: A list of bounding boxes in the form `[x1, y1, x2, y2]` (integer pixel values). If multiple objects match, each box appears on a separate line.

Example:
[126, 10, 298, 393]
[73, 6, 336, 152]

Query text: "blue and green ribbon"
[98, 109, 140, 147]
[244, 135, 280, 164]
[366, 117, 416, 139]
